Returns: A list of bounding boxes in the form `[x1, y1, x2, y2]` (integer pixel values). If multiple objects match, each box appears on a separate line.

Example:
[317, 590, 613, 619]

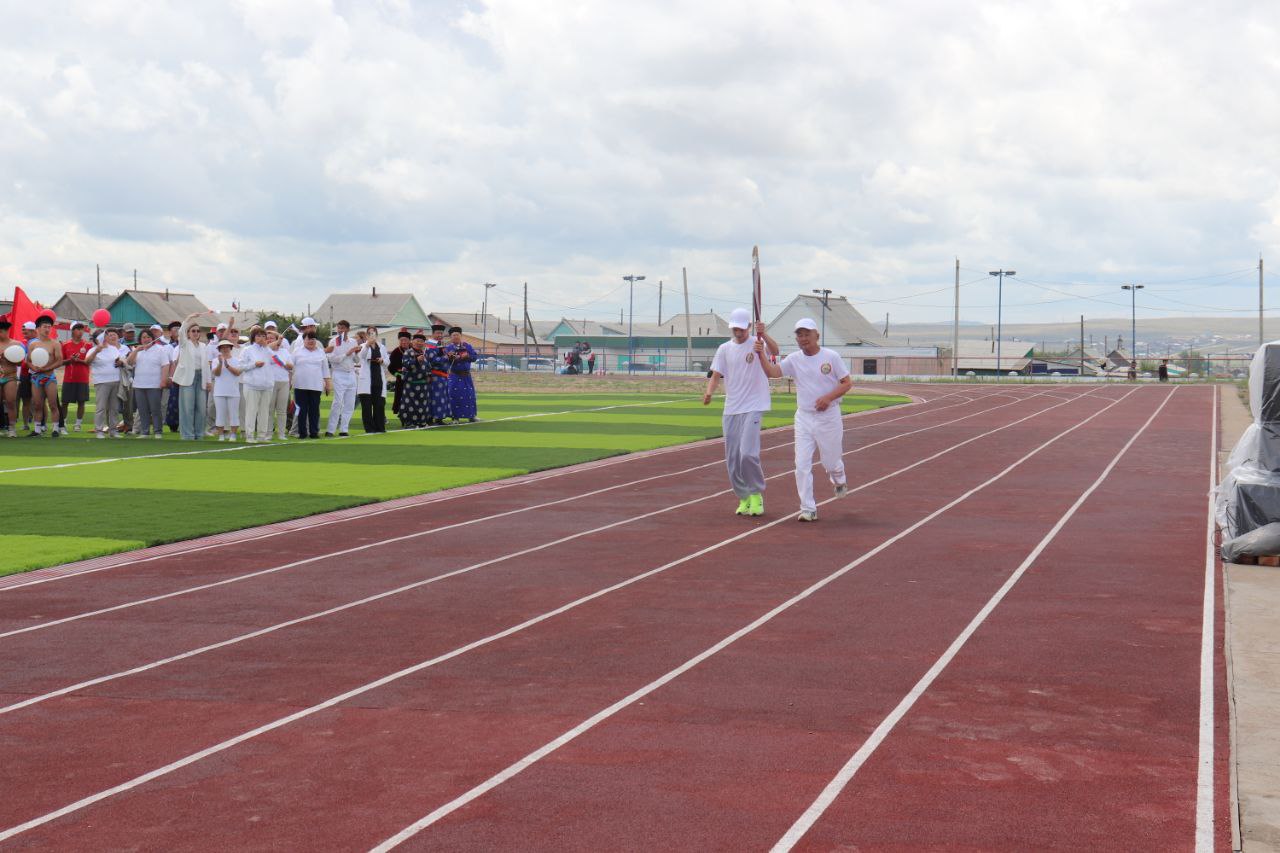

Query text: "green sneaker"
[748, 493, 764, 516]
[735, 497, 750, 516]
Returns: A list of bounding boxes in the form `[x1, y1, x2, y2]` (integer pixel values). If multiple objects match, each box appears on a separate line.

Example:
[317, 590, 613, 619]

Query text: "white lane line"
[0, 389, 975, 595]
[369, 386, 1146, 851]
[0, 391, 1000, 635]
[1196, 387, 1217, 852]
[0, 397, 703, 474]
[0, 388, 1085, 712]
[772, 386, 1178, 851]
[0, 388, 1110, 843]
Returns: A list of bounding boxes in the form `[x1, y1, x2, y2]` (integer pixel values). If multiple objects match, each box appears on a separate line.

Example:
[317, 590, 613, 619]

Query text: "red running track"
[0, 384, 1226, 851]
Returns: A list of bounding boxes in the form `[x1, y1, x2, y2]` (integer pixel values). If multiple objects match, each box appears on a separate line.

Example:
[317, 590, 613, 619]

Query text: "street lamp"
[989, 269, 1015, 379]
[812, 288, 832, 341]
[1121, 284, 1144, 369]
[623, 274, 645, 373]
[481, 282, 497, 356]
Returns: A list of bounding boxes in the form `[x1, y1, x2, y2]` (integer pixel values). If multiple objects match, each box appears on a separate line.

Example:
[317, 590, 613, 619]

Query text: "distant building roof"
[316, 291, 430, 328]
[107, 290, 211, 326]
[52, 292, 117, 322]
[768, 294, 898, 346]
[954, 340, 1035, 372]
[658, 312, 730, 337]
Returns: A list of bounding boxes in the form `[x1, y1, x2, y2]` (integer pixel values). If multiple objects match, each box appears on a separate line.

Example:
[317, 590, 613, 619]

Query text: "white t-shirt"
[132, 343, 172, 389]
[780, 347, 850, 415]
[292, 347, 331, 391]
[88, 344, 127, 385]
[710, 337, 772, 416]
[209, 352, 241, 396]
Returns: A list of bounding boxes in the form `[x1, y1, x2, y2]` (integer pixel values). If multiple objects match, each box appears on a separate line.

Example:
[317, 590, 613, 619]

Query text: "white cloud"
[2, 0, 1279, 326]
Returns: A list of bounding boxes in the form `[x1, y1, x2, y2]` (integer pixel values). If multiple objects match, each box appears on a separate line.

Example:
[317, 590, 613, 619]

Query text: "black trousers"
[294, 389, 321, 438]
[360, 393, 386, 433]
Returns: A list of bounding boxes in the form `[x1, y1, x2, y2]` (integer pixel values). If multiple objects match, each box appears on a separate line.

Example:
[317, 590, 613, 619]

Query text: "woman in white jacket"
[173, 311, 215, 440]
[357, 327, 390, 433]
[237, 327, 276, 443]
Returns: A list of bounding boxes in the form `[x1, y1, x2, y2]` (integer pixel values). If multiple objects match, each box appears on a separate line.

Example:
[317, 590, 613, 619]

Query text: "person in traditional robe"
[426, 324, 452, 424]
[444, 327, 478, 422]
[398, 332, 432, 428]
[388, 328, 410, 422]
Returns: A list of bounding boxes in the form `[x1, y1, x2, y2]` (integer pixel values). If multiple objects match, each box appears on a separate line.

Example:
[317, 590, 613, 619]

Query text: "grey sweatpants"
[723, 410, 766, 499]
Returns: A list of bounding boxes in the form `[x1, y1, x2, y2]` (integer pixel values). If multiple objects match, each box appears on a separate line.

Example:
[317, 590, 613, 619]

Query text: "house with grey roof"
[314, 290, 430, 330]
[52, 291, 118, 323]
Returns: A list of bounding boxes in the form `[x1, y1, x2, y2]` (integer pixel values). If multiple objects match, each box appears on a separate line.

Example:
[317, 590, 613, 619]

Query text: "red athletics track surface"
[0, 384, 1226, 851]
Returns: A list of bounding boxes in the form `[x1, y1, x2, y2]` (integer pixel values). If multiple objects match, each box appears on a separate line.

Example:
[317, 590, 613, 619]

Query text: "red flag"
[8, 286, 40, 339]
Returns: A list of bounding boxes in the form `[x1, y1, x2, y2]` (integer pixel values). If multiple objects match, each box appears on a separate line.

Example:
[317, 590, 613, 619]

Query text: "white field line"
[1196, 387, 1217, 852]
[0, 397, 704, 475]
[0, 388, 983, 595]
[771, 386, 1179, 851]
[369, 386, 1147, 851]
[0, 390, 1012, 636]
[0, 388, 1093, 713]
[0, 388, 1116, 843]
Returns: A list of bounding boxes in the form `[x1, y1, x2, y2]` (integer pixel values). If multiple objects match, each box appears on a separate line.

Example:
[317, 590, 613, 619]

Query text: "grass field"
[0, 387, 906, 576]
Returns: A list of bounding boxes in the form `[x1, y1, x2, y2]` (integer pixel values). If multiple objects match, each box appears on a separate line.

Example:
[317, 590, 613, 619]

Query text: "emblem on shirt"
[820, 362, 832, 374]
[746, 352, 755, 364]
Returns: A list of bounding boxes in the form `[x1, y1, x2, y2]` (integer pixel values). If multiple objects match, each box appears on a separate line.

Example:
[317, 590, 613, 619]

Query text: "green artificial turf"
[0, 391, 905, 575]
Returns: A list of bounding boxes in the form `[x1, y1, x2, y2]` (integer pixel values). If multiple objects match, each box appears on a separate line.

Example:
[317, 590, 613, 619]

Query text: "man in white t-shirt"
[703, 307, 779, 516]
[760, 317, 852, 521]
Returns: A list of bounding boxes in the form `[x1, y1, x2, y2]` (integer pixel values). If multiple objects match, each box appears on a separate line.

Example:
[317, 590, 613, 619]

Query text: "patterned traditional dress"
[426, 341, 452, 423]
[445, 342, 477, 421]
[398, 348, 431, 427]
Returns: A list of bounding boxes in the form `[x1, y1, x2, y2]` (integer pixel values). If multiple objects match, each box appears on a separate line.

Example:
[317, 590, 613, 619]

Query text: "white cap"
[22, 321, 35, 330]
[216, 322, 228, 331]
[301, 317, 317, 326]
[794, 317, 818, 331]
[728, 308, 751, 330]
[149, 323, 163, 331]
[264, 320, 277, 329]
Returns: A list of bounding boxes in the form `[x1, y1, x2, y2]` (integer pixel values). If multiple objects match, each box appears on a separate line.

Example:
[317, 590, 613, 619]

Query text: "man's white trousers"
[327, 374, 358, 433]
[794, 408, 845, 514]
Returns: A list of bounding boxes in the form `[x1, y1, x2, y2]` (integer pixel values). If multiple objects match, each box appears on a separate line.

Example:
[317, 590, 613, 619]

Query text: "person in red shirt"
[60, 322, 93, 431]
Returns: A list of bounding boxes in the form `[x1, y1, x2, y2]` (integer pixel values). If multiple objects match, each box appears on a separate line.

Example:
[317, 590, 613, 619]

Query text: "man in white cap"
[703, 307, 779, 516]
[759, 318, 852, 521]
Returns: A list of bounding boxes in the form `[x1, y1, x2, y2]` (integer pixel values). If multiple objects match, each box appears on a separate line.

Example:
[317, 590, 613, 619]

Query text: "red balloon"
[92, 308, 111, 327]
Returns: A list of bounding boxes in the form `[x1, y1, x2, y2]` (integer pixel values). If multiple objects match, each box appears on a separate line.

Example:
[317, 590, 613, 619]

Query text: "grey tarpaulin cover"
[1221, 522, 1280, 563]
[1217, 341, 1280, 542]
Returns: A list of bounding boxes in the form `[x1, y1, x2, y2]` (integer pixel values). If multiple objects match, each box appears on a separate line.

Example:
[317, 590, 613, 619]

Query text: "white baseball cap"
[794, 318, 818, 331]
[264, 320, 278, 329]
[216, 322, 228, 331]
[728, 308, 751, 330]
[22, 321, 35, 330]
[301, 317, 317, 326]
[149, 323, 163, 331]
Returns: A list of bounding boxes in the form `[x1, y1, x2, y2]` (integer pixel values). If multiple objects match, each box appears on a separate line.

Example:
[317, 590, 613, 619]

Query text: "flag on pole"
[7, 286, 40, 339]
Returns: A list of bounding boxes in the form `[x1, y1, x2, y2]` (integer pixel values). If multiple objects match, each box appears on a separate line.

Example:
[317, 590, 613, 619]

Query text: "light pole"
[812, 288, 832, 341]
[1121, 284, 1144, 369]
[481, 282, 497, 356]
[989, 269, 1015, 378]
[623, 274, 645, 373]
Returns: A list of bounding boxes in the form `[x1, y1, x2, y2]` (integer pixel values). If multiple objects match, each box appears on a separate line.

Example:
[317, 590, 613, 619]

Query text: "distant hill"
[886, 316, 1264, 354]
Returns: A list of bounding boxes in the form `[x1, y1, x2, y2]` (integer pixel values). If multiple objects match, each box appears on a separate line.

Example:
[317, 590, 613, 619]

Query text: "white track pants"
[243, 387, 273, 441]
[327, 374, 358, 434]
[794, 409, 845, 514]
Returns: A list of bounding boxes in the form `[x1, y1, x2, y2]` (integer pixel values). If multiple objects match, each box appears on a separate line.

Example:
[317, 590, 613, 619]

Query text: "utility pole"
[1261, 255, 1266, 346]
[1079, 315, 1085, 378]
[623, 274, 645, 373]
[952, 257, 960, 378]
[133, 269, 138, 291]
[523, 282, 529, 363]
[682, 268, 692, 373]
[96, 264, 102, 308]
[812, 289, 832, 341]
[657, 280, 663, 325]
[1121, 284, 1144, 367]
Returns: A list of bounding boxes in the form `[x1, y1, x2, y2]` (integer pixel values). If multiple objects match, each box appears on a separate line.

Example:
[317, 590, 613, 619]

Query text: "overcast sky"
[2, 0, 1278, 326]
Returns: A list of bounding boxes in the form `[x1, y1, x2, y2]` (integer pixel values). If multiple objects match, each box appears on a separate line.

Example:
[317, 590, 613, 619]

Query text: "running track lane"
[0, 388, 1034, 703]
[0, 389, 1138, 847]
[0, 388, 1095, 833]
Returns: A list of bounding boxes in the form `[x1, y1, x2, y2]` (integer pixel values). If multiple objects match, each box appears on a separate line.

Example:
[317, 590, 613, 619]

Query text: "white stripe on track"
[369, 386, 1145, 851]
[0, 389, 979, 594]
[0, 387, 1089, 712]
[0, 388, 1111, 843]
[0, 397, 701, 475]
[771, 386, 1179, 851]
[1196, 387, 1217, 851]
[0, 391, 1001, 636]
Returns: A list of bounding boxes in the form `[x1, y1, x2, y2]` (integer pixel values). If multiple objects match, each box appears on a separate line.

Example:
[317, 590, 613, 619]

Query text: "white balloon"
[29, 347, 50, 368]
[3, 344, 23, 364]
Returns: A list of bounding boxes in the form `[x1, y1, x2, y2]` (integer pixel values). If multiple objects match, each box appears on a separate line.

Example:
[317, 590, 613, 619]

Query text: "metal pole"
[1080, 315, 1085, 378]
[628, 278, 634, 373]
[481, 282, 497, 356]
[989, 269, 1014, 379]
[657, 280, 663, 325]
[1261, 256, 1266, 346]
[952, 258, 960, 378]
[523, 282, 529, 363]
[1131, 286, 1136, 366]
[682, 268, 692, 372]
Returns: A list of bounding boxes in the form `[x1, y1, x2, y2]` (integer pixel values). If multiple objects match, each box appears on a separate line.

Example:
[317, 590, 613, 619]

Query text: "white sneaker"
[153, 434, 163, 440]
[798, 511, 818, 522]
[97, 432, 105, 439]
[73, 422, 81, 432]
